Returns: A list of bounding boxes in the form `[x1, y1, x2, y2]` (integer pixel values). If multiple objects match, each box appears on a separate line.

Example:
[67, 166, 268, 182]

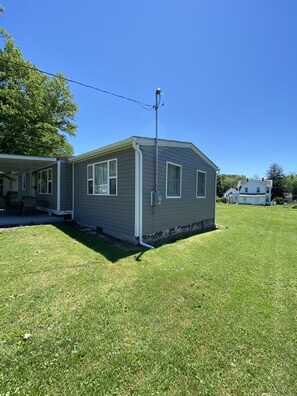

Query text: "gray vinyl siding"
[35, 164, 57, 210]
[141, 145, 216, 236]
[60, 161, 72, 211]
[73, 148, 136, 243]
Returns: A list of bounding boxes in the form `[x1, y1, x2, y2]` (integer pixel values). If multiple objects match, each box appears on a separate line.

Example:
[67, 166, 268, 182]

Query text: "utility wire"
[0, 59, 165, 152]
[0, 58, 156, 109]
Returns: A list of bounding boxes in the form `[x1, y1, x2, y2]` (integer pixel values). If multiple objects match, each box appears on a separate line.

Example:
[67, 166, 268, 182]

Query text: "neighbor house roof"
[237, 179, 273, 188]
[70, 136, 219, 171]
[223, 188, 239, 197]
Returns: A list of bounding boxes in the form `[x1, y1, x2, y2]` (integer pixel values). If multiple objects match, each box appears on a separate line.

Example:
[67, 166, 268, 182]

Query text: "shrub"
[217, 197, 228, 203]
[273, 197, 284, 205]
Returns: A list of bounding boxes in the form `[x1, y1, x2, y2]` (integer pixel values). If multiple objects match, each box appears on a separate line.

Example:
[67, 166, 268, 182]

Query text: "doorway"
[31, 173, 36, 197]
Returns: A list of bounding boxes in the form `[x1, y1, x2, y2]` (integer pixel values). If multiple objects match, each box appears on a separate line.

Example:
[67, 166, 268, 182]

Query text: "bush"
[217, 197, 228, 203]
[273, 197, 284, 205]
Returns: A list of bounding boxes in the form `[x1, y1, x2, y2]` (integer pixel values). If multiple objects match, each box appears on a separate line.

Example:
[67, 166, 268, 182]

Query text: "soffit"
[0, 154, 57, 175]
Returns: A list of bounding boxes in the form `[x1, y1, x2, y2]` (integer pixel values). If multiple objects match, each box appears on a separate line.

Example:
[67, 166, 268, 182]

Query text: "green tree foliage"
[217, 174, 246, 197]
[0, 30, 78, 156]
[284, 174, 297, 199]
[266, 163, 285, 199]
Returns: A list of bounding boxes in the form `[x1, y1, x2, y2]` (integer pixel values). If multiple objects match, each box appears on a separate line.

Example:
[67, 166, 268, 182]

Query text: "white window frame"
[38, 168, 52, 195]
[87, 159, 117, 196]
[166, 161, 182, 198]
[22, 174, 26, 191]
[196, 170, 207, 198]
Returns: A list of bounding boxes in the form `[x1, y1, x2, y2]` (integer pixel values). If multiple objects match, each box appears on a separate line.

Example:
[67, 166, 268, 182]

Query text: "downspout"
[132, 140, 154, 249]
[215, 170, 219, 225]
[71, 162, 74, 220]
[57, 159, 61, 212]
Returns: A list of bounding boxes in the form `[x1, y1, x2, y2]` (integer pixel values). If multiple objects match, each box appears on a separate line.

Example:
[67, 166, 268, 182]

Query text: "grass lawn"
[0, 205, 296, 395]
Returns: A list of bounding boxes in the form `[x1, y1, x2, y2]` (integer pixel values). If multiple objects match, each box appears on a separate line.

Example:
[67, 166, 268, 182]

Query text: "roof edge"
[70, 136, 219, 170]
[70, 137, 134, 163]
[0, 153, 57, 162]
[134, 137, 219, 170]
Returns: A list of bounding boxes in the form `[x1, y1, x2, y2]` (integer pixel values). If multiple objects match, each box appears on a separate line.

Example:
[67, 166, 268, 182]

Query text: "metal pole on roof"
[155, 88, 161, 192]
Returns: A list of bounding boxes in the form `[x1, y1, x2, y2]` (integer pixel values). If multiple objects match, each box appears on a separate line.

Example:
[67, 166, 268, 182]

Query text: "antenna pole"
[155, 88, 161, 192]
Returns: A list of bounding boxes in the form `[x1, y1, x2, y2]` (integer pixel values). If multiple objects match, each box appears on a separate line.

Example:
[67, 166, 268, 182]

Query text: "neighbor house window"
[38, 169, 52, 194]
[166, 162, 182, 198]
[87, 159, 117, 196]
[196, 170, 206, 198]
[266, 187, 269, 193]
[257, 187, 260, 193]
[245, 187, 248, 193]
[22, 174, 26, 191]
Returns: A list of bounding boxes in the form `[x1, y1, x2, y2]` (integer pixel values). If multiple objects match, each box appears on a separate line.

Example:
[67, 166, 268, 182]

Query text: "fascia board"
[0, 154, 57, 162]
[135, 137, 219, 171]
[69, 135, 219, 171]
[70, 137, 134, 163]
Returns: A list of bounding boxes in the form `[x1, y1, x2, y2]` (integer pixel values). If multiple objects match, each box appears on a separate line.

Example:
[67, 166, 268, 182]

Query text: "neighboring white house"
[223, 188, 239, 203]
[237, 179, 273, 205]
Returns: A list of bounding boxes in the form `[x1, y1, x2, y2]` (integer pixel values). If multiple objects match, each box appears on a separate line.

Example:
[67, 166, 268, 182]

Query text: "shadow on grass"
[54, 223, 219, 264]
[54, 223, 143, 264]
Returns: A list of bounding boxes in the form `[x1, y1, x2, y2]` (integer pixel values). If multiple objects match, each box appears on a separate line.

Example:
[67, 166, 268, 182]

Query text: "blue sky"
[1, 0, 296, 176]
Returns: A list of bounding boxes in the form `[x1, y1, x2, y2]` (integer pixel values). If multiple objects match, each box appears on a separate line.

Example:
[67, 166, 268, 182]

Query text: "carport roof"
[0, 154, 57, 174]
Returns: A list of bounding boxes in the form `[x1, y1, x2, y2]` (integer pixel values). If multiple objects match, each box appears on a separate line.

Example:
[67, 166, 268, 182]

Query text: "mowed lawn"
[0, 205, 296, 395]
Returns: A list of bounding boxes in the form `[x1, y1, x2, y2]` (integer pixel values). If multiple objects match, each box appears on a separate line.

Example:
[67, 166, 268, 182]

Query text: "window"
[166, 162, 182, 198]
[38, 169, 52, 194]
[257, 187, 260, 193]
[245, 187, 248, 193]
[266, 187, 269, 193]
[22, 174, 26, 191]
[196, 170, 206, 198]
[87, 159, 117, 196]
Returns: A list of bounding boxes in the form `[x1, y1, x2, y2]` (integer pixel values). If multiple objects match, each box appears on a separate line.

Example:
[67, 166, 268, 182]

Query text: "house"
[223, 188, 239, 203]
[0, 136, 219, 245]
[237, 178, 273, 205]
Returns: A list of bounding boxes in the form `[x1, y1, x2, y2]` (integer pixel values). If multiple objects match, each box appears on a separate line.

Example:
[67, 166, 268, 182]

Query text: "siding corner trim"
[132, 140, 154, 249]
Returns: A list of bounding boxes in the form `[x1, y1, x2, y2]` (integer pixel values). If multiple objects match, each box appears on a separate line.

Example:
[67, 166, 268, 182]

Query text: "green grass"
[0, 204, 296, 395]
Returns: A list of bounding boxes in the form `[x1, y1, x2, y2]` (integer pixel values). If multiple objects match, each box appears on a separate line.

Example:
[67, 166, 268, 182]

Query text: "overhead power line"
[0, 58, 160, 109]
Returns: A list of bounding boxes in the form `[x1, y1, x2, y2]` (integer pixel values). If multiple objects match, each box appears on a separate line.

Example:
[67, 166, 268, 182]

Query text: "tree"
[0, 29, 78, 156]
[217, 174, 246, 197]
[266, 163, 285, 199]
[284, 174, 297, 199]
